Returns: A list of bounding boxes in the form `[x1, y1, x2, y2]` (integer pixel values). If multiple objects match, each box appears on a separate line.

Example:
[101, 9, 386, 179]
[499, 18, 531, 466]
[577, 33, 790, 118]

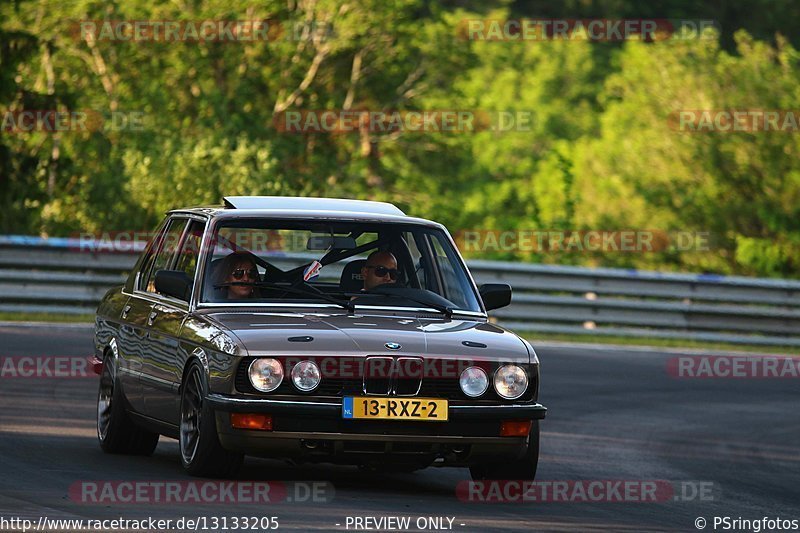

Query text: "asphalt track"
[1, 324, 798, 532]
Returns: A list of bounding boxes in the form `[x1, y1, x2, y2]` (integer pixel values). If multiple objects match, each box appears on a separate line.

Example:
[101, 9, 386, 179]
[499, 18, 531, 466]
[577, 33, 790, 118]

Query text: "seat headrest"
[204, 257, 226, 301]
[339, 259, 366, 293]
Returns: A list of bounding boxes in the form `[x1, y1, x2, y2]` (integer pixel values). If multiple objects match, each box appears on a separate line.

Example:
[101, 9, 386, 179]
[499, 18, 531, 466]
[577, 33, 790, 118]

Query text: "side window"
[142, 218, 189, 293]
[135, 221, 167, 292]
[429, 233, 479, 310]
[174, 220, 205, 281]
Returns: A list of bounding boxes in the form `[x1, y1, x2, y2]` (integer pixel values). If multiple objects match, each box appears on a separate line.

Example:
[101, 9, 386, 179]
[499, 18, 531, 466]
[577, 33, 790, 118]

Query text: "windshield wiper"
[215, 281, 354, 312]
[351, 289, 453, 318]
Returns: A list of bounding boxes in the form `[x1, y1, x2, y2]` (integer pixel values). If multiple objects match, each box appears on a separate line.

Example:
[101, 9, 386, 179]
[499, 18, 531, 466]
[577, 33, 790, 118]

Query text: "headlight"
[248, 358, 283, 392]
[459, 366, 489, 397]
[493, 364, 528, 399]
[291, 360, 321, 392]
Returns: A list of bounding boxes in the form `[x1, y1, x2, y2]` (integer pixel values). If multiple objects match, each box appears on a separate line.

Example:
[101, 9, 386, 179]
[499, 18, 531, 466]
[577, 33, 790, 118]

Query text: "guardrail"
[1, 236, 799, 347]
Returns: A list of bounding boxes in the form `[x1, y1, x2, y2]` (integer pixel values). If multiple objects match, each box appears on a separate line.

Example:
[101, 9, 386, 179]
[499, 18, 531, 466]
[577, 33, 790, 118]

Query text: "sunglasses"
[366, 265, 400, 279]
[231, 268, 258, 281]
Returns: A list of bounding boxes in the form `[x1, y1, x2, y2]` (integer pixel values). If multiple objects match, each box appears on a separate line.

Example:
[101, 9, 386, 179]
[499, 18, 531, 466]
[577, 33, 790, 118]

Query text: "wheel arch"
[178, 347, 210, 394]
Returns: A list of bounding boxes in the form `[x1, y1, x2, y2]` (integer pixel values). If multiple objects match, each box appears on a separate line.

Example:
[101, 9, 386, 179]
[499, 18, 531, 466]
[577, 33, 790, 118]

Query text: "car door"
[115, 221, 169, 413]
[135, 217, 189, 422]
[143, 218, 205, 425]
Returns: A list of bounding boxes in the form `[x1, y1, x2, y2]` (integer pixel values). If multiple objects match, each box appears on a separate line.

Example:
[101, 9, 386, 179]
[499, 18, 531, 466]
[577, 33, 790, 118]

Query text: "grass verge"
[0, 311, 94, 324]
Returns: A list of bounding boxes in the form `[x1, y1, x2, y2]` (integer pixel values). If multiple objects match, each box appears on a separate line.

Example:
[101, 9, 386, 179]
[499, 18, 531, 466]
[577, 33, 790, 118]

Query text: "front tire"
[179, 362, 243, 478]
[469, 420, 539, 481]
[96, 351, 159, 455]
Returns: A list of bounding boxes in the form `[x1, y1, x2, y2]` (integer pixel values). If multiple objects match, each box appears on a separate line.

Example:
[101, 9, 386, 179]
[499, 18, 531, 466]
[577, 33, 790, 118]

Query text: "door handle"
[121, 305, 131, 320]
[147, 311, 157, 326]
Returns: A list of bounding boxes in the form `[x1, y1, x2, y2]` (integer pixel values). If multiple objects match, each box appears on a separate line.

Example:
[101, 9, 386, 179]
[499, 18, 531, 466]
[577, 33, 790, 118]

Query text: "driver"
[361, 250, 400, 291]
[214, 251, 260, 299]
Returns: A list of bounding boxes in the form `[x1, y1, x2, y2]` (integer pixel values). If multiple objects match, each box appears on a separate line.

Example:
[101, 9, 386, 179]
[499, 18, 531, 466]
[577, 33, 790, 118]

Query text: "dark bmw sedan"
[94, 196, 546, 479]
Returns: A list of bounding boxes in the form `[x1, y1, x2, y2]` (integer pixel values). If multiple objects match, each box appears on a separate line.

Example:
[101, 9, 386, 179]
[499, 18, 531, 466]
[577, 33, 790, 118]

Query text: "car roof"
[223, 196, 405, 215]
[168, 196, 443, 227]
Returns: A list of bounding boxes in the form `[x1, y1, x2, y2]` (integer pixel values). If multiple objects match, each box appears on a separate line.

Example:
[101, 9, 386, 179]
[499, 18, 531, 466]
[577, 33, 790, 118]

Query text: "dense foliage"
[1, 0, 798, 277]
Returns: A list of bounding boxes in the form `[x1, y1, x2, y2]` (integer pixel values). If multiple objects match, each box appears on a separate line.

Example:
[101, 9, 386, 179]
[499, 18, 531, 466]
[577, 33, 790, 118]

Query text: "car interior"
[202, 227, 433, 304]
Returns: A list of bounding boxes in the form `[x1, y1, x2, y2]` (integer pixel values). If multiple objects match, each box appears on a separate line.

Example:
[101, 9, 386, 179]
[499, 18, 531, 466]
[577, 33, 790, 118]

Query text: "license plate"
[342, 397, 448, 421]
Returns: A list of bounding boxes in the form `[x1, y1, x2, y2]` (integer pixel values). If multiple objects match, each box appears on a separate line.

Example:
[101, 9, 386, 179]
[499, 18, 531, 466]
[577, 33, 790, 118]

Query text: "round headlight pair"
[458, 364, 528, 399]
[248, 358, 321, 393]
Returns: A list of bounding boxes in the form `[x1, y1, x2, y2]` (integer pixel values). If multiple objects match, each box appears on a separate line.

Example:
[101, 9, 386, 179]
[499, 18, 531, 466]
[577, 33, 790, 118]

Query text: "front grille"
[363, 356, 393, 395]
[394, 357, 422, 396]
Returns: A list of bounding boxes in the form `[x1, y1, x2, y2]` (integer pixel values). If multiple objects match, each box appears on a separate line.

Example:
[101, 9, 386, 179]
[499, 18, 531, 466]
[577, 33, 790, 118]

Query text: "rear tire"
[469, 420, 539, 481]
[179, 362, 243, 478]
[96, 351, 159, 455]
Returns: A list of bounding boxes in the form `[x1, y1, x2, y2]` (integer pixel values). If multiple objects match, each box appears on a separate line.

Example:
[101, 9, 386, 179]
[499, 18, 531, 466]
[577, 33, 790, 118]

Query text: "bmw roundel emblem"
[384, 342, 401, 350]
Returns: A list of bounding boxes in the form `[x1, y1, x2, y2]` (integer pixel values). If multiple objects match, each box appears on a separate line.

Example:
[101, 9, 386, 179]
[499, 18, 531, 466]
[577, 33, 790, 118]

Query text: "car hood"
[199, 310, 530, 363]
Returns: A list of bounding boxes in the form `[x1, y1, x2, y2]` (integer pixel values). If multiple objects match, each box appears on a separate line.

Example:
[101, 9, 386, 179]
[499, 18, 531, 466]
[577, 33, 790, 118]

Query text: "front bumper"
[206, 393, 547, 420]
[207, 393, 546, 464]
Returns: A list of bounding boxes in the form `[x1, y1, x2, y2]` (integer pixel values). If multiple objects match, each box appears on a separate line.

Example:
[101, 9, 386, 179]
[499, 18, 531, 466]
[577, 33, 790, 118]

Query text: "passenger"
[214, 251, 260, 299]
[361, 250, 399, 291]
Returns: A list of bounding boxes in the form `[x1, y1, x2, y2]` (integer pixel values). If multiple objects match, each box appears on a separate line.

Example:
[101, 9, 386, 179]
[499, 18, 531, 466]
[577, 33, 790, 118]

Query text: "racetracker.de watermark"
[0, 356, 96, 379]
[457, 19, 718, 42]
[272, 110, 533, 133]
[69, 480, 333, 504]
[70, 228, 713, 255]
[1, 110, 145, 134]
[283, 356, 495, 379]
[454, 230, 711, 253]
[456, 480, 720, 503]
[71, 19, 332, 43]
[670, 110, 800, 133]
[667, 356, 800, 379]
[0, 516, 279, 532]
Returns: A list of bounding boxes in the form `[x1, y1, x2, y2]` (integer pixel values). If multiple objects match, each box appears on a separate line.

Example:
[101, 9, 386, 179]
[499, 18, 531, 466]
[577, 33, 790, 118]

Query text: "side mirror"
[479, 283, 512, 311]
[154, 270, 193, 301]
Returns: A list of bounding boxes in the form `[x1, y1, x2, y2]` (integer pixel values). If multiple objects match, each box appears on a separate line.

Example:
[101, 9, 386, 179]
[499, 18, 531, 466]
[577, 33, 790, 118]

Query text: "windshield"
[200, 219, 482, 314]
